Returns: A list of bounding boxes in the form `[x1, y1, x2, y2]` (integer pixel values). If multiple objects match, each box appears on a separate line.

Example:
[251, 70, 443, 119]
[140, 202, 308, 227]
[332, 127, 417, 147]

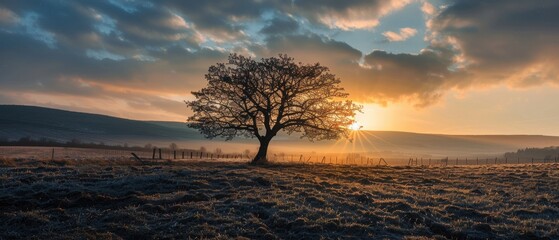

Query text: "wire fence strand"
[1, 146, 558, 166]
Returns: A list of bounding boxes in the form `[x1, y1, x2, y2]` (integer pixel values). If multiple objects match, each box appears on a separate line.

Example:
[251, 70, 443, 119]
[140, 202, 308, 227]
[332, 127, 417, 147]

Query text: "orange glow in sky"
[1, 1, 558, 136]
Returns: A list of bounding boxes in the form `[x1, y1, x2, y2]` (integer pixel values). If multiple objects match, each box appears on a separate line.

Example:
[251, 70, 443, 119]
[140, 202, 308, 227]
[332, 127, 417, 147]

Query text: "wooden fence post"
[152, 148, 156, 159]
[378, 158, 387, 166]
[158, 148, 162, 159]
[131, 153, 142, 161]
[51, 148, 55, 160]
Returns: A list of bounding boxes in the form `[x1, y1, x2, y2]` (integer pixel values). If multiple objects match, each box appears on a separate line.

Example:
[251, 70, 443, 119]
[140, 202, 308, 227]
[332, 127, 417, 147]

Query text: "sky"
[1, 0, 559, 135]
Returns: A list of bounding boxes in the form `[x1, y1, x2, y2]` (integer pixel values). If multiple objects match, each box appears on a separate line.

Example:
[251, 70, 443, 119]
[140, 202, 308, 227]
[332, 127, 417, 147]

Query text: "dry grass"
[1, 159, 558, 239]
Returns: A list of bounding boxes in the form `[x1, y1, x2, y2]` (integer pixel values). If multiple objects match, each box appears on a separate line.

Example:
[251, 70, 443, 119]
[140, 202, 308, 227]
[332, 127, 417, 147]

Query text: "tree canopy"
[187, 54, 361, 164]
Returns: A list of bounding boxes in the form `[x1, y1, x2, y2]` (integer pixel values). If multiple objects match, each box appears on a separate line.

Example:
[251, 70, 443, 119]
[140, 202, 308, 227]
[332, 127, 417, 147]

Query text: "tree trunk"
[252, 137, 271, 164]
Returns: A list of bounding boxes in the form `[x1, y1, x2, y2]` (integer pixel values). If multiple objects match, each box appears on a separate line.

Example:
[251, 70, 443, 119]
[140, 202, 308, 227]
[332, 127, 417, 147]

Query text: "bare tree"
[187, 54, 361, 164]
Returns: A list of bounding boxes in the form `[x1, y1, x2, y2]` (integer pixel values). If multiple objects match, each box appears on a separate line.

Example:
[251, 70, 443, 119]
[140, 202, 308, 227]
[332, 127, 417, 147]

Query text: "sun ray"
[361, 131, 401, 150]
[357, 131, 379, 152]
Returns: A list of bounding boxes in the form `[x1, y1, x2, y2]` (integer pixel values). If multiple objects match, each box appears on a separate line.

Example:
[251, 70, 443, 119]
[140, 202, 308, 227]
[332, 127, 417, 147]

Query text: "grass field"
[1, 159, 558, 239]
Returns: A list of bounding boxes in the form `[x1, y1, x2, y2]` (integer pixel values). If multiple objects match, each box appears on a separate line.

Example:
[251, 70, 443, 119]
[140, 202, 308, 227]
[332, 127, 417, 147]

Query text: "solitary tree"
[187, 54, 361, 164]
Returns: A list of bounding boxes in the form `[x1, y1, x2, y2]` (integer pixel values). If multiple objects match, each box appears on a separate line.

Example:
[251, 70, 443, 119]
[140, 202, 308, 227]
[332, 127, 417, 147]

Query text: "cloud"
[2, 0, 559, 120]
[357, 47, 459, 107]
[348, 0, 559, 106]
[282, 0, 412, 30]
[0, 30, 227, 100]
[260, 34, 362, 64]
[260, 16, 299, 36]
[0, 7, 19, 26]
[161, 0, 269, 42]
[382, 27, 418, 42]
[255, 34, 459, 107]
[420, 1, 436, 15]
[429, 0, 559, 88]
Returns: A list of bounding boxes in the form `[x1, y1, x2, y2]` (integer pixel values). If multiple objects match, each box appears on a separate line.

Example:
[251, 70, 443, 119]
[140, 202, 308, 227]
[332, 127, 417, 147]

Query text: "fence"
[265, 155, 559, 166]
[1, 146, 558, 166]
[0, 146, 252, 162]
[133, 147, 253, 162]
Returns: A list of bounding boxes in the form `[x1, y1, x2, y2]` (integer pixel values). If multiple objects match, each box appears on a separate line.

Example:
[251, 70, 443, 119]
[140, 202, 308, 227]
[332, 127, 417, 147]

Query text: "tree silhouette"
[187, 54, 361, 164]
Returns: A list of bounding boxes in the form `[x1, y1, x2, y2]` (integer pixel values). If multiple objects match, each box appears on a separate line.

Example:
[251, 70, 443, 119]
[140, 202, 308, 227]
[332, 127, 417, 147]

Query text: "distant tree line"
[0, 136, 161, 151]
[0, 137, 248, 157]
[504, 146, 559, 160]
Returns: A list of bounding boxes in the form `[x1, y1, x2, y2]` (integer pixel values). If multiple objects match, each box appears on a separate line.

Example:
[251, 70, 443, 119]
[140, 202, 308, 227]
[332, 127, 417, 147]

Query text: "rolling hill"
[2, 105, 559, 157]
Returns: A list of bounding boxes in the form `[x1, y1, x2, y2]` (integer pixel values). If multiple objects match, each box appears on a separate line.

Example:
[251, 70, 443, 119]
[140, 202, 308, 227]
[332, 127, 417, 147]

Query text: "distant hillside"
[2, 105, 559, 157]
[0, 105, 198, 144]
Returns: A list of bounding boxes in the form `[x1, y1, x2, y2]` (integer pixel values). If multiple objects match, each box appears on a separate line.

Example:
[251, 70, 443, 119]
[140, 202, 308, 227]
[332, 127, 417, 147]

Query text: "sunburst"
[349, 122, 362, 131]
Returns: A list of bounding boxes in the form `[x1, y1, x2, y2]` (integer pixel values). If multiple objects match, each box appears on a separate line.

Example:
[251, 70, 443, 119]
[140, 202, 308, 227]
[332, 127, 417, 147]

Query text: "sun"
[349, 122, 362, 131]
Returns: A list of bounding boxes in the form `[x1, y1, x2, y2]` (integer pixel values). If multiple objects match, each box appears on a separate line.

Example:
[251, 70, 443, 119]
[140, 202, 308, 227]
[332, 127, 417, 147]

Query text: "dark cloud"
[98, 2, 204, 48]
[358, 47, 457, 106]
[260, 16, 299, 35]
[161, 0, 270, 41]
[430, 0, 559, 87]
[2, 0, 204, 54]
[322, 0, 559, 105]
[1, 0, 558, 118]
[35, 2, 96, 38]
[0, 30, 226, 95]
[262, 34, 362, 63]
[256, 33, 461, 106]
